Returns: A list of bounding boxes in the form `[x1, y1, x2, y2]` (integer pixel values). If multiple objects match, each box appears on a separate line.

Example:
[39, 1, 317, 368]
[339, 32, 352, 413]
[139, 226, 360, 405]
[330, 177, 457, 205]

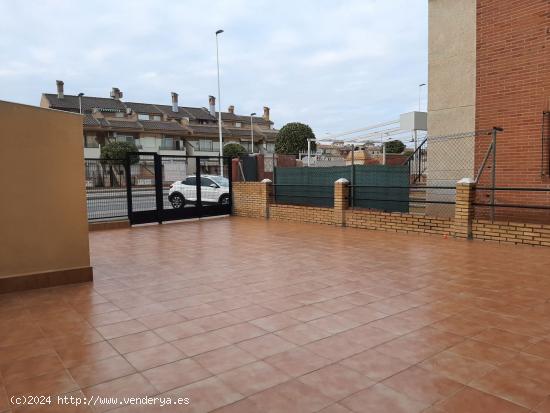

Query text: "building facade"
[40, 81, 278, 160]
[427, 0, 550, 219]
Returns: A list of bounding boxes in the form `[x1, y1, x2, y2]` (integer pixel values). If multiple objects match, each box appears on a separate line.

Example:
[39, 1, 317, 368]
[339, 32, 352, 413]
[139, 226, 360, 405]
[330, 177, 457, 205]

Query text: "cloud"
[0, 0, 427, 137]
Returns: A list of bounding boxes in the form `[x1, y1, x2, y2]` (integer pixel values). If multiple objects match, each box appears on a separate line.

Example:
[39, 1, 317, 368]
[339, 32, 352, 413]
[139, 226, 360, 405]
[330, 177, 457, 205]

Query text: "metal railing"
[403, 138, 427, 184]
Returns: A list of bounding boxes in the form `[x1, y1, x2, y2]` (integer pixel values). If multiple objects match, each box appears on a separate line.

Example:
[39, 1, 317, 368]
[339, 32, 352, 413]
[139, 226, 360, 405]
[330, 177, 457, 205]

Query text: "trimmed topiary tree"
[223, 143, 247, 159]
[275, 122, 316, 155]
[385, 140, 406, 154]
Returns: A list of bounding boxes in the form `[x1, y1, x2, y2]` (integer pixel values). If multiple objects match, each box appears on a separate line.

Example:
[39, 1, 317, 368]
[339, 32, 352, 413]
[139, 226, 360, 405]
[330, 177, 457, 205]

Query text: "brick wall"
[476, 0, 550, 187]
[345, 209, 452, 235]
[269, 204, 334, 225]
[231, 180, 550, 247]
[232, 182, 269, 218]
[473, 220, 550, 247]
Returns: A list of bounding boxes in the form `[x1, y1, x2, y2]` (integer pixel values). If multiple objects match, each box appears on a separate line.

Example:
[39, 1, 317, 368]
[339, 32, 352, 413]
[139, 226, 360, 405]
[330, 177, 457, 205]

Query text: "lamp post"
[78, 93, 84, 114]
[418, 83, 426, 112]
[250, 112, 256, 154]
[216, 29, 224, 175]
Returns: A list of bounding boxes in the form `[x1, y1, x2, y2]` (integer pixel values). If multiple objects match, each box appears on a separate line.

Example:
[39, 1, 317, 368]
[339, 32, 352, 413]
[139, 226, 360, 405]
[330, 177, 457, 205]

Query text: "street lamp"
[78, 93, 84, 114]
[215, 29, 224, 176]
[418, 83, 426, 112]
[250, 112, 256, 154]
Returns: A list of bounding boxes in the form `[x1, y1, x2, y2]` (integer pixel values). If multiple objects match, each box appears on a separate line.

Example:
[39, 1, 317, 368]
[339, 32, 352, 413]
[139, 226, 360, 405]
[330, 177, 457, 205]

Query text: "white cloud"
[0, 0, 427, 135]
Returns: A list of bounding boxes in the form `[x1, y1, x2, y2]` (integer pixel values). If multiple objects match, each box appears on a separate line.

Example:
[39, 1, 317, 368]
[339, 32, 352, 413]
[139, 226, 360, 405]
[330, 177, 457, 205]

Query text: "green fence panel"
[274, 166, 350, 207]
[353, 165, 409, 212]
[274, 165, 409, 212]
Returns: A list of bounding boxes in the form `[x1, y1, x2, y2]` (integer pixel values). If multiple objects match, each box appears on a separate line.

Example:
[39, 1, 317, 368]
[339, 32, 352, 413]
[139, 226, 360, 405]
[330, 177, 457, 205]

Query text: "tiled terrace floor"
[2, 217, 550, 412]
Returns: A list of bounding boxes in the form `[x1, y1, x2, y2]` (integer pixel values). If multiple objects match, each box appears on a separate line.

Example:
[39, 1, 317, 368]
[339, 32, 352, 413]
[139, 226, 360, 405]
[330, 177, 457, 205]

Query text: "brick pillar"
[260, 179, 272, 219]
[452, 178, 475, 239]
[334, 178, 349, 226]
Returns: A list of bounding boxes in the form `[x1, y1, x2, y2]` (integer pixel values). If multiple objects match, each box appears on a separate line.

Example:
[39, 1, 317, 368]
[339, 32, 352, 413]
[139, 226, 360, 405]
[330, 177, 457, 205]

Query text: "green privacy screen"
[274, 165, 409, 212]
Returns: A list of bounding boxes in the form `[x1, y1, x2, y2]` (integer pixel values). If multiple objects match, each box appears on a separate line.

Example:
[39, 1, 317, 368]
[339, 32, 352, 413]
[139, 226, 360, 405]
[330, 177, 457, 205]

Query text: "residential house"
[40, 81, 278, 160]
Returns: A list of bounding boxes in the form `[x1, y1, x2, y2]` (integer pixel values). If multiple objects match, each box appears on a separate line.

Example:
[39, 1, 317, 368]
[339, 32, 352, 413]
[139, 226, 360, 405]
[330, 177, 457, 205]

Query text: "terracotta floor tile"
[226, 305, 273, 322]
[317, 404, 354, 413]
[335, 306, 387, 325]
[218, 360, 290, 396]
[249, 313, 300, 332]
[305, 333, 366, 362]
[5, 370, 78, 398]
[0, 353, 65, 383]
[237, 334, 295, 359]
[340, 349, 412, 381]
[313, 298, 356, 314]
[265, 347, 331, 377]
[247, 380, 333, 413]
[472, 328, 536, 351]
[383, 366, 464, 404]
[434, 386, 530, 413]
[498, 353, 550, 386]
[283, 305, 330, 322]
[142, 358, 211, 393]
[523, 339, 550, 360]
[69, 355, 135, 387]
[535, 397, 550, 413]
[153, 320, 205, 342]
[82, 373, 157, 413]
[212, 322, 267, 343]
[420, 351, 495, 384]
[307, 314, 360, 334]
[124, 342, 185, 371]
[341, 383, 428, 413]
[96, 320, 148, 340]
[367, 315, 426, 336]
[298, 364, 374, 401]
[0, 338, 56, 365]
[193, 345, 257, 375]
[173, 331, 230, 356]
[137, 311, 186, 329]
[447, 339, 517, 365]
[191, 313, 241, 332]
[108, 331, 165, 354]
[470, 367, 548, 409]
[56, 341, 118, 368]
[87, 310, 133, 327]
[274, 323, 331, 346]
[430, 315, 488, 337]
[164, 377, 243, 413]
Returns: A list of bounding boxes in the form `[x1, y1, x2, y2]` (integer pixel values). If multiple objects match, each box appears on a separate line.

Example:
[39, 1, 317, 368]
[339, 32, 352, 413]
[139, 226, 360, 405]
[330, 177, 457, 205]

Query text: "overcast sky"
[0, 0, 427, 136]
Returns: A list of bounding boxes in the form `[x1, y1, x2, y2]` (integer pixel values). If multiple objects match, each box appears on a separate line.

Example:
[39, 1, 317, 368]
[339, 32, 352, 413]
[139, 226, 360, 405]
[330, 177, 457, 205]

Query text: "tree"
[223, 143, 247, 159]
[275, 122, 316, 155]
[385, 140, 406, 154]
[100, 141, 139, 187]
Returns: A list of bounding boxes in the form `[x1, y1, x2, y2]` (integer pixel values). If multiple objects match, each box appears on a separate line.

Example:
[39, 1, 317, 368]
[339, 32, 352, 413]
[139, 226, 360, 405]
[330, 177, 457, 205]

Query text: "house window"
[150, 114, 161, 121]
[199, 139, 213, 151]
[138, 113, 149, 120]
[198, 120, 208, 125]
[161, 136, 175, 150]
[235, 122, 242, 128]
[116, 135, 134, 144]
[266, 143, 275, 153]
[114, 112, 124, 118]
[84, 134, 99, 148]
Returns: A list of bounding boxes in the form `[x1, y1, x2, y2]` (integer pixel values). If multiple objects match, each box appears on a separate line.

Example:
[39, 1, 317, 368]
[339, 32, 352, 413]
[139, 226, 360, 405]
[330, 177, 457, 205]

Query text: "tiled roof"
[139, 120, 188, 132]
[106, 120, 143, 130]
[125, 102, 162, 114]
[83, 114, 100, 127]
[44, 94, 126, 112]
[188, 125, 220, 135]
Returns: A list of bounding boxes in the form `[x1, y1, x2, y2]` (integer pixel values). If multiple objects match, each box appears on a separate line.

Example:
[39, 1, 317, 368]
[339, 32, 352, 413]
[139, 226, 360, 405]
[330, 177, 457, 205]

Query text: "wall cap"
[335, 178, 350, 184]
[457, 178, 475, 185]
[261, 179, 272, 184]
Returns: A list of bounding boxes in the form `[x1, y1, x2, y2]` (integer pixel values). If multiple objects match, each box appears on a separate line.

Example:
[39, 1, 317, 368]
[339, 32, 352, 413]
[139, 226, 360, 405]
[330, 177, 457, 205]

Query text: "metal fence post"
[125, 154, 133, 224]
[196, 156, 202, 218]
[154, 153, 163, 224]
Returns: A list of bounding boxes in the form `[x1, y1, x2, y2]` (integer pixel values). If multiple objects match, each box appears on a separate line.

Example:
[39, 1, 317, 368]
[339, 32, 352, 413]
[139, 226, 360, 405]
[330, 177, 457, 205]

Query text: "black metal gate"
[125, 153, 232, 225]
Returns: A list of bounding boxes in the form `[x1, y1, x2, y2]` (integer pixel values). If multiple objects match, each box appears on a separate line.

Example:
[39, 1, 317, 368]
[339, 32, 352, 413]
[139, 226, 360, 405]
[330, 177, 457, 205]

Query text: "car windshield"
[209, 176, 229, 187]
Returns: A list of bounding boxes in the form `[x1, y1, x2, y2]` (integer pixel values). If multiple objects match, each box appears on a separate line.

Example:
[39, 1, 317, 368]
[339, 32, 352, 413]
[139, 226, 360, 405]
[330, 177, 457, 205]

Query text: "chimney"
[263, 106, 270, 122]
[171, 92, 179, 113]
[228, 105, 235, 114]
[208, 95, 216, 117]
[56, 80, 64, 99]
[110, 87, 123, 100]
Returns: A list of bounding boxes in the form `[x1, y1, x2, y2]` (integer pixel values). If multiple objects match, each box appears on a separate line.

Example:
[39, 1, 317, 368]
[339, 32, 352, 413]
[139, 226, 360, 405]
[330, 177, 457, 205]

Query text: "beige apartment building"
[40, 81, 278, 159]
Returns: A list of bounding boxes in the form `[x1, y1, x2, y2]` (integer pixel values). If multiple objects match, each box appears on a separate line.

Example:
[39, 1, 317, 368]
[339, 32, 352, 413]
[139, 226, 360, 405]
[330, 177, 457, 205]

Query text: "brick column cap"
[261, 179, 272, 183]
[335, 178, 349, 184]
[457, 177, 475, 185]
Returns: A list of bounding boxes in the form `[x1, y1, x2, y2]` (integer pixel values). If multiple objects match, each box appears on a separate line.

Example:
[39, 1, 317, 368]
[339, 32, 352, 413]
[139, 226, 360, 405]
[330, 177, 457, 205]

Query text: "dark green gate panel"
[274, 166, 351, 207]
[274, 165, 409, 212]
[353, 165, 409, 212]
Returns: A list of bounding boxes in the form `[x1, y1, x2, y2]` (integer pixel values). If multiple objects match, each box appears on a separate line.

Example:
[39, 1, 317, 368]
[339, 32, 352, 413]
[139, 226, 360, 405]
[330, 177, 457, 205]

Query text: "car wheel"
[218, 194, 230, 206]
[170, 193, 185, 209]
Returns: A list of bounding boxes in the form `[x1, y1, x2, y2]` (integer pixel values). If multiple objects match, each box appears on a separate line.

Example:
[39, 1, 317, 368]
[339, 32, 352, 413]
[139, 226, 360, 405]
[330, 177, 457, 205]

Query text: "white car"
[168, 175, 230, 208]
